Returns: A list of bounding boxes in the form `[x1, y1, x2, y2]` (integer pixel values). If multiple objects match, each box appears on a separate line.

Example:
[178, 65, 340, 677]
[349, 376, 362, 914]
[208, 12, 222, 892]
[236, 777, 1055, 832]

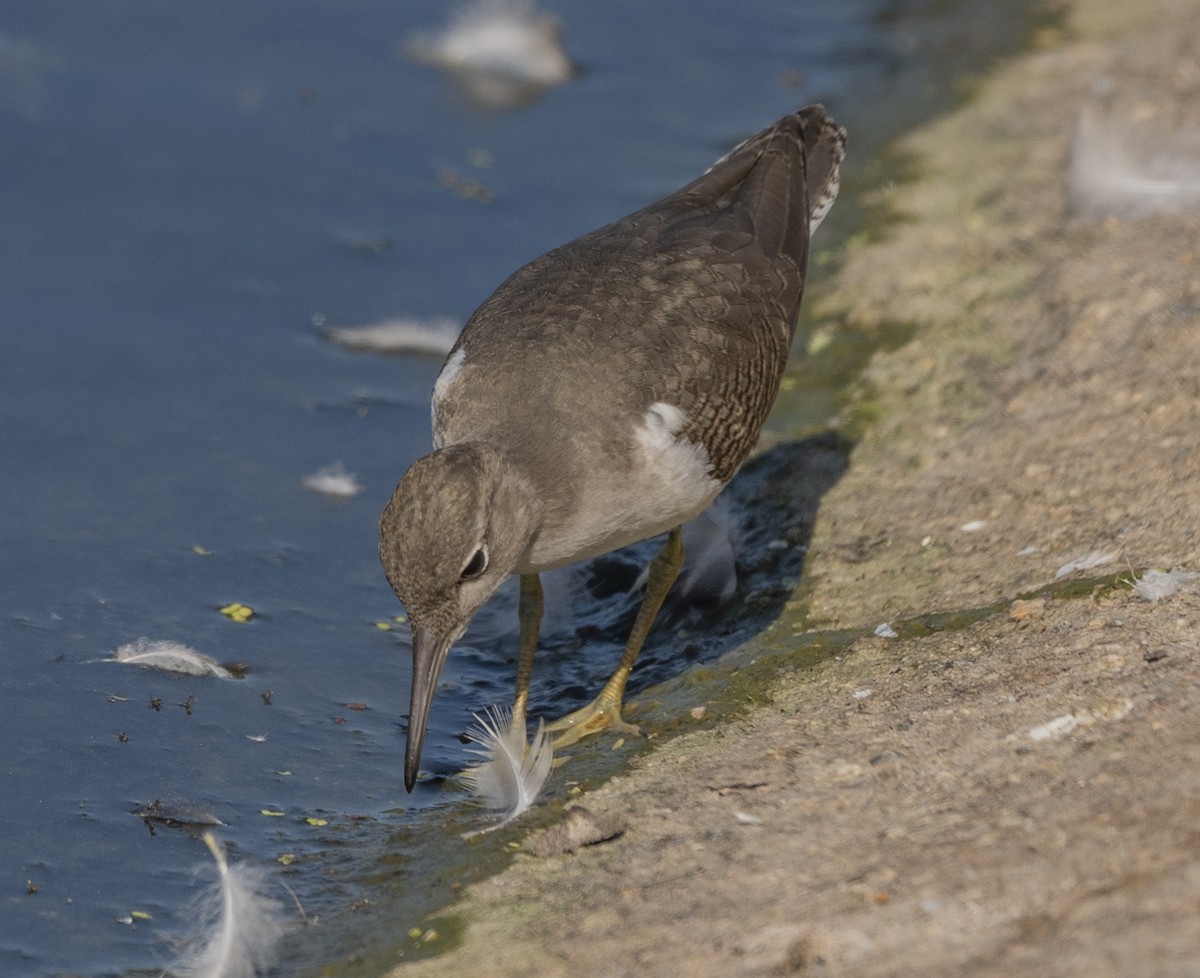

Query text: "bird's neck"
[459, 441, 547, 573]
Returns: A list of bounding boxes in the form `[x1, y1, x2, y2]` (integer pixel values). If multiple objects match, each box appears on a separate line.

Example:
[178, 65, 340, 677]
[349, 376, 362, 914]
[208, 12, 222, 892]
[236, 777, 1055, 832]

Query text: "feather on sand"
[460, 706, 553, 837]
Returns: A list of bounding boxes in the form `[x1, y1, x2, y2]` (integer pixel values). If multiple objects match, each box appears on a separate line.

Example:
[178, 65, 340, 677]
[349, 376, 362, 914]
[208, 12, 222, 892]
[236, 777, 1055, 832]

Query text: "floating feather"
[321, 317, 461, 357]
[1069, 102, 1200, 221]
[639, 506, 738, 611]
[404, 0, 572, 83]
[402, 0, 574, 110]
[676, 509, 738, 607]
[110, 638, 235, 678]
[300, 460, 362, 498]
[460, 706, 554, 837]
[166, 831, 289, 978]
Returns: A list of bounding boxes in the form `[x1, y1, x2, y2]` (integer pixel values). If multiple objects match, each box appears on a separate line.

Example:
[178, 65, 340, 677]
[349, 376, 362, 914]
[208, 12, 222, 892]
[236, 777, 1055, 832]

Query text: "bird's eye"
[460, 546, 488, 581]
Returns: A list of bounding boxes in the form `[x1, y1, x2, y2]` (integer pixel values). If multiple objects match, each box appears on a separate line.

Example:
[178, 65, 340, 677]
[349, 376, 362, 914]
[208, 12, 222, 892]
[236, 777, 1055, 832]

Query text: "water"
[0, 1, 1039, 974]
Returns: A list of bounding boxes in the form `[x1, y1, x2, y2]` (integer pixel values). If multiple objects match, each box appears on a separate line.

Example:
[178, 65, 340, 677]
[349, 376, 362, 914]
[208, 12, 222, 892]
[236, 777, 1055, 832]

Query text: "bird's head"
[379, 443, 538, 791]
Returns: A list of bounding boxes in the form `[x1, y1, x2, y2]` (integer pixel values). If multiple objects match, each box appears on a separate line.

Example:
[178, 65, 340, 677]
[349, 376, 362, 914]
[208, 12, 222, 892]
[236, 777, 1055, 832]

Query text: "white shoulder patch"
[431, 347, 467, 448]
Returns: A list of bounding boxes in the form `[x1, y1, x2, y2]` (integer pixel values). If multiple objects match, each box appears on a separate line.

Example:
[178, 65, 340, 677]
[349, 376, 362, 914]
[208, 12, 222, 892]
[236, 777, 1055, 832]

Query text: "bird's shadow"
[463, 431, 853, 722]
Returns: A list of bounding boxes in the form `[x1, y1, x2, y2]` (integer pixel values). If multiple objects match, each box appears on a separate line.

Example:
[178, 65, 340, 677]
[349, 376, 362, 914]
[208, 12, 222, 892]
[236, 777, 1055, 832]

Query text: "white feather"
[167, 831, 288, 978]
[110, 638, 234, 678]
[1133, 567, 1198, 602]
[1069, 102, 1200, 220]
[631, 504, 738, 609]
[300, 460, 362, 497]
[322, 317, 460, 357]
[460, 706, 554, 837]
[1054, 548, 1120, 580]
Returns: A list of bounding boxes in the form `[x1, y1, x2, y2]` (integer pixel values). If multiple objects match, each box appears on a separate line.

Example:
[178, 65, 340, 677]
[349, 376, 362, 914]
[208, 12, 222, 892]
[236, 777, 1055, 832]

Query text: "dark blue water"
[0, 2, 1037, 974]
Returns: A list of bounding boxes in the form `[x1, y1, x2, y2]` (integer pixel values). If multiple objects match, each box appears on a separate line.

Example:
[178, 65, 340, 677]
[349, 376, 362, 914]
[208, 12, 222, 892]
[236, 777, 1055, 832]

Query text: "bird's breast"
[518, 401, 723, 572]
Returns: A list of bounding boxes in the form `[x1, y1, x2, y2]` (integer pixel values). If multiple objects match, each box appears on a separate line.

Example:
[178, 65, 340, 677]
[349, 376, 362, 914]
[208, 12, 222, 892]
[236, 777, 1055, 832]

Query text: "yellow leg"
[548, 526, 684, 747]
[511, 573, 543, 732]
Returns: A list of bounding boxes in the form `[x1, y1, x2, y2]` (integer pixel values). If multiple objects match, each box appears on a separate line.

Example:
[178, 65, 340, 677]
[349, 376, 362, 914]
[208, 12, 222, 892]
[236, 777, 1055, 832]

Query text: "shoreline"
[387, 1, 1200, 974]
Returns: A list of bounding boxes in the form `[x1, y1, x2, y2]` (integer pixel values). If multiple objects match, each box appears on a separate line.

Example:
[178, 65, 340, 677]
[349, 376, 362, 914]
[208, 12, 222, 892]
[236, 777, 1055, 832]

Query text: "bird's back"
[432, 107, 844, 564]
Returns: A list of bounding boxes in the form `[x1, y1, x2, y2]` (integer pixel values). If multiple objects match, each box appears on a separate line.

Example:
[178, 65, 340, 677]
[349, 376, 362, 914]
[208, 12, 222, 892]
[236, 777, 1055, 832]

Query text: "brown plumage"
[381, 106, 846, 791]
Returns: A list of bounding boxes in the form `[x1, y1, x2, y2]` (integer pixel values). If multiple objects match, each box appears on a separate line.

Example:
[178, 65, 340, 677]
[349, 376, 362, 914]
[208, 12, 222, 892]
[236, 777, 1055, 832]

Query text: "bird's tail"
[763, 105, 845, 258]
[687, 105, 846, 263]
[799, 106, 846, 234]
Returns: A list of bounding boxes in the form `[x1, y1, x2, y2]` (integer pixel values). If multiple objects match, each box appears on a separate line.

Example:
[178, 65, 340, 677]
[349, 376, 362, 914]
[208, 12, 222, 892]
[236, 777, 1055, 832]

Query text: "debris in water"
[134, 798, 224, 833]
[219, 603, 255, 624]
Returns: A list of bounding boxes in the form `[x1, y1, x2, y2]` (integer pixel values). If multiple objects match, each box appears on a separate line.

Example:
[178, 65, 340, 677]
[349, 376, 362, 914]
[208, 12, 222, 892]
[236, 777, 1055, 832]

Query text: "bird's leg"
[511, 573, 543, 734]
[548, 526, 684, 747]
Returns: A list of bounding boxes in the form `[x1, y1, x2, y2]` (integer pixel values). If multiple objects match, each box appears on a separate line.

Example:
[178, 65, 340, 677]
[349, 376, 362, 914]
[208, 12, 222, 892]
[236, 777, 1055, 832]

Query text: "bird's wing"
[440, 107, 845, 482]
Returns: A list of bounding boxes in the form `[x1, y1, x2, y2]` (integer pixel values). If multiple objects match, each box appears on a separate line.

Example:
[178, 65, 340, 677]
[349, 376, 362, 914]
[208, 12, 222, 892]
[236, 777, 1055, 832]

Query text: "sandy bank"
[386, 2, 1200, 974]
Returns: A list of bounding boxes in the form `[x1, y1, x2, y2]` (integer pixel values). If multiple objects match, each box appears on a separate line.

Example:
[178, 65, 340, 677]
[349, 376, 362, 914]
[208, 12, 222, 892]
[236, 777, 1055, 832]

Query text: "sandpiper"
[381, 105, 846, 790]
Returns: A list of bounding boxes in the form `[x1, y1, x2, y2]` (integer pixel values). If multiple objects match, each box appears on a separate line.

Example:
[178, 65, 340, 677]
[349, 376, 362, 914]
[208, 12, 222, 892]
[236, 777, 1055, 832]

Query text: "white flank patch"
[301, 461, 361, 498]
[634, 402, 717, 507]
[460, 705, 554, 837]
[323, 317, 460, 357]
[109, 638, 234, 678]
[642, 401, 686, 436]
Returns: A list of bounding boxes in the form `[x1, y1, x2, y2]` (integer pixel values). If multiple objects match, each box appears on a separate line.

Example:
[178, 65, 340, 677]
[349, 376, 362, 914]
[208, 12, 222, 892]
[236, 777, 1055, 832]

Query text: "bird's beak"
[405, 624, 454, 792]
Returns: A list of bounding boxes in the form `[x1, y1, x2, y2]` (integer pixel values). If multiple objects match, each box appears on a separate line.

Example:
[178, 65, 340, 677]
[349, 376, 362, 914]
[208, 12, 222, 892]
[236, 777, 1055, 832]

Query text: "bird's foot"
[546, 697, 643, 749]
